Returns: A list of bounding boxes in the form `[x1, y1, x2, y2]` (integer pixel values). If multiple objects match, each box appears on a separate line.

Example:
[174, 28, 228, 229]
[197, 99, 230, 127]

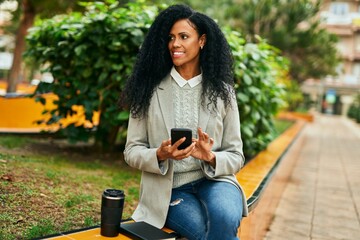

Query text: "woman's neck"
[175, 65, 201, 80]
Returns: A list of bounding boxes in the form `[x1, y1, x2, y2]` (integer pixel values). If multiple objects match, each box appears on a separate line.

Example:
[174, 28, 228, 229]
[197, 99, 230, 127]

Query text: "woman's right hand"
[156, 138, 196, 161]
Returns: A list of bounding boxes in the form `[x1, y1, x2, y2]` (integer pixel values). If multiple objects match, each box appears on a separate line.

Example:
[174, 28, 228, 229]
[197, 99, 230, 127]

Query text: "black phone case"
[171, 128, 192, 150]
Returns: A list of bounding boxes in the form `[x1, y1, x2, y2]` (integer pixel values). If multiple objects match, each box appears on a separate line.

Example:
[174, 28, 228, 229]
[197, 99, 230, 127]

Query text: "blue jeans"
[165, 178, 243, 240]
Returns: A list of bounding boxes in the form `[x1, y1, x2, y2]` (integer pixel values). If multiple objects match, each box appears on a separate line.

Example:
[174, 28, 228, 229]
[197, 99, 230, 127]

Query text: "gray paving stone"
[314, 204, 359, 220]
[312, 224, 360, 240]
[269, 216, 312, 235]
[313, 214, 360, 231]
[264, 115, 360, 240]
[265, 230, 311, 240]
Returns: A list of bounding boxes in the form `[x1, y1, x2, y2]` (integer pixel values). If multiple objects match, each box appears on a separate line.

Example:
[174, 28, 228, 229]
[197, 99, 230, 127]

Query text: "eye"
[181, 34, 188, 40]
[168, 35, 175, 41]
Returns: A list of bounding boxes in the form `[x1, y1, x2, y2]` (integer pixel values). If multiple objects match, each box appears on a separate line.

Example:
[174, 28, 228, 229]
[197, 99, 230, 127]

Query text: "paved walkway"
[265, 114, 360, 240]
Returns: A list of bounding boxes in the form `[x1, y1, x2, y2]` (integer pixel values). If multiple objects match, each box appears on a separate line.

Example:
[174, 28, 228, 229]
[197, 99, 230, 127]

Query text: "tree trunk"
[6, 0, 35, 93]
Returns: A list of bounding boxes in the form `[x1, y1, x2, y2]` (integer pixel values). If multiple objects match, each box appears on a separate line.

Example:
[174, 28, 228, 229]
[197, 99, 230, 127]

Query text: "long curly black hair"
[121, 4, 234, 118]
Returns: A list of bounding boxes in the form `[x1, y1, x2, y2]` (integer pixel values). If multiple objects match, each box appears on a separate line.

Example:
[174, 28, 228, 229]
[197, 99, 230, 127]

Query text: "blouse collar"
[170, 66, 202, 88]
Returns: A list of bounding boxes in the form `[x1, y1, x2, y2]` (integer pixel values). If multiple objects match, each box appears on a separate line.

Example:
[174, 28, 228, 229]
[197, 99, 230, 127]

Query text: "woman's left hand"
[191, 127, 216, 167]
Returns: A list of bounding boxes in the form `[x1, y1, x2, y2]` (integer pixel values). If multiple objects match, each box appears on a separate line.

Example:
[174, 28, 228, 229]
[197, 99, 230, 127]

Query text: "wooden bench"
[43, 117, 307, 240]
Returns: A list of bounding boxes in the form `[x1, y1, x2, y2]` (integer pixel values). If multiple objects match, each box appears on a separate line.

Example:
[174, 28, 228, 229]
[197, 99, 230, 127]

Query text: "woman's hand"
[191, 128, 216, 167]
[156, 138, 196, 161]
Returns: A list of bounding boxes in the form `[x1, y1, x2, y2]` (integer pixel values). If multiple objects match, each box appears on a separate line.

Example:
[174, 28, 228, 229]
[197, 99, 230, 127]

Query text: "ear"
[199, 34, 206, 48]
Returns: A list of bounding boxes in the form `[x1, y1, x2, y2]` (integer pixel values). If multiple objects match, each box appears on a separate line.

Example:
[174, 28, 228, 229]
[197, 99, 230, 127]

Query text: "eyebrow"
[169, 32, 190, 35]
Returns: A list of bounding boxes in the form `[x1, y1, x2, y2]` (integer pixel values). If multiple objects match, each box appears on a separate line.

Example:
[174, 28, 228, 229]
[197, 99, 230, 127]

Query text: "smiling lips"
[172, 51, 185, 58]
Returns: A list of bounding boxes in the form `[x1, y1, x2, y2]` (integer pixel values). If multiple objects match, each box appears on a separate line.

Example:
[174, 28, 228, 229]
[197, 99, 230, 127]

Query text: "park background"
[0, 0, 360, 239]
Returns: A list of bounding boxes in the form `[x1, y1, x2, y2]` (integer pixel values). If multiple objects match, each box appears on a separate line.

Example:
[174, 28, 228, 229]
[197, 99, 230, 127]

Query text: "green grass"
[273, 118, 294, 137]
[0, 136, 141, 239]
[24, 220, 56, 239]
[0, 135, 33, 149]
[64, 194, 94, 208]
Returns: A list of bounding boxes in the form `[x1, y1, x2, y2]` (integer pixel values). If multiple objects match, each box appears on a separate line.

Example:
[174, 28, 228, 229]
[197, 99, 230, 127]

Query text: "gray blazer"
[124, 74, 248, 228]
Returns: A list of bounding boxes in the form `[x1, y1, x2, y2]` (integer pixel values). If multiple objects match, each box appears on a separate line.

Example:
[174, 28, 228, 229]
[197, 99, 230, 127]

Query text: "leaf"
[35, 97, 46, 105]
[81, 68, 92, 78]
[237, 93, 249, 103]
[117, 111, 129, 121]
[251, 111, 261, 121]
[243, 74, 252, 85]
[74, 45, 87, 56]
[241, 125, 253, 138]
[131, 28, 143, 37]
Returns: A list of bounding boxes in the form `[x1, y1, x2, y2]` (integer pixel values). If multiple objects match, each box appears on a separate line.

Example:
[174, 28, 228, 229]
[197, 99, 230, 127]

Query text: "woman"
[121, 4, 248, 240]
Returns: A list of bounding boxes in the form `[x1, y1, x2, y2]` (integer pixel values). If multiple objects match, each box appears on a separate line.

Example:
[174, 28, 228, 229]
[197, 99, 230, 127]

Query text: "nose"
[172, 38, 181, 48]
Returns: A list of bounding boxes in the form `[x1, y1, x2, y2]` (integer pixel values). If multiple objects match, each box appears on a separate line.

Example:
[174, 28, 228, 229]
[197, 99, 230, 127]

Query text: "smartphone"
[171, 128, 192, 150]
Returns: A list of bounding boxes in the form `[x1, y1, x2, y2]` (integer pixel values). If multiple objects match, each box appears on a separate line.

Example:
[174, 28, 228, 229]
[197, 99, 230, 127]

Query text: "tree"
[0, 0, 85, 93]
[4, 0, 34, 93]
[226, 0, 340, 83]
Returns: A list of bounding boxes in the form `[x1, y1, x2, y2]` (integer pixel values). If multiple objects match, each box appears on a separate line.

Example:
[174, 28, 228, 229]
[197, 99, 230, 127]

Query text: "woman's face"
[168, 19, 206, 70]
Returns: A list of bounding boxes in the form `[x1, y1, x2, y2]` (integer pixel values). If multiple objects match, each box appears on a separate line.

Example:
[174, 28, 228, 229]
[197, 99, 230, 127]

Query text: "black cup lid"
[103, 189, 124, 198]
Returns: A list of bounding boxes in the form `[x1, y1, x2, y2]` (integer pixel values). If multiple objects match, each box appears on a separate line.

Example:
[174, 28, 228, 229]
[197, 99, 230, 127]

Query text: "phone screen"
[171, 128, 192, 150]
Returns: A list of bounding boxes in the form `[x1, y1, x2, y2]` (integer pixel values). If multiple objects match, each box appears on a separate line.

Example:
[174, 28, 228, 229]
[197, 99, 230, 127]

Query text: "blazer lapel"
[156, 75, 174, 137]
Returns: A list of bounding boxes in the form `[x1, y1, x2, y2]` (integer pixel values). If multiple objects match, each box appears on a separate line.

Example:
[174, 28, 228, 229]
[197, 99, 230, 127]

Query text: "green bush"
[25, 1, 286, 157]
[25, 1, 159, 149]
[280, 78, 304, 112]
[347, 93, 360, 123]
[347, 104, 357, 119]
[226, 31, 287, 158]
